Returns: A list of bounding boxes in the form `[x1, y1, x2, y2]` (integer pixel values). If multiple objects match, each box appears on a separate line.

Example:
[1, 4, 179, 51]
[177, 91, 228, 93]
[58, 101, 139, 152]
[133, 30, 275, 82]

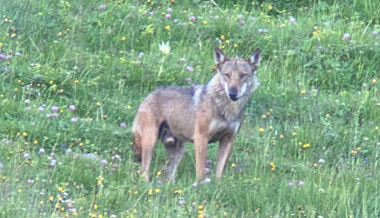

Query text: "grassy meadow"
[1, 0, 380, 217]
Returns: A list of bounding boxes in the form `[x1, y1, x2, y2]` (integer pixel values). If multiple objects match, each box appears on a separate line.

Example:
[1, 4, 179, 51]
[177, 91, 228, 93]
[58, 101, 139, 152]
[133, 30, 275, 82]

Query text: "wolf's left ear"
[214, 47, 225, 64]
[248, 48, 261, 66]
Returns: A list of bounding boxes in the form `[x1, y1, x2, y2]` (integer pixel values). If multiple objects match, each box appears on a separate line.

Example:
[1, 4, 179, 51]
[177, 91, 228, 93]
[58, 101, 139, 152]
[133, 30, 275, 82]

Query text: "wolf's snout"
[228, 88, 238, 101]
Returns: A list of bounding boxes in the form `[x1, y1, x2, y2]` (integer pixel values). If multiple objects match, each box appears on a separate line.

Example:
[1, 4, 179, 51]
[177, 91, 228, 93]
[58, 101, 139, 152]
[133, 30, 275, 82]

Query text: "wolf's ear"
[214, 47, 225, 64]
[248, 48, 261, 66]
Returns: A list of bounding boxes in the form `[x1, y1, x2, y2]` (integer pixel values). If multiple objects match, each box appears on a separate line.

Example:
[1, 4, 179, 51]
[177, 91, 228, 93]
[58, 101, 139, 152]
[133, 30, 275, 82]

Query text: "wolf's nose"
[228, 88, 238, 101]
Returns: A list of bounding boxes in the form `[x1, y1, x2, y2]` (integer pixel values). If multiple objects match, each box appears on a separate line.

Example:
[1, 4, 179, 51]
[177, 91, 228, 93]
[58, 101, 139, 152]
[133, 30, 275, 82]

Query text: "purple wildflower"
[289, 17, 297, 24]
[186, 66, 194, 72]
[101, 159, 108, 165]
[297, 180, 305, 187]
[342, 33, 350, 40]
[65, 149, 72, 155]
[39, 148, 45, 154]
[0, 54, 9, 59]
[50, 159, 57, 166]
[69, 105, 75, 111]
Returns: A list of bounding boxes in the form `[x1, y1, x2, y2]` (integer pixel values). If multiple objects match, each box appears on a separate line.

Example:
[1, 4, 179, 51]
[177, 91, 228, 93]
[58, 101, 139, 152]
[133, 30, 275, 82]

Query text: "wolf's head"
[214, 47, 261, 101]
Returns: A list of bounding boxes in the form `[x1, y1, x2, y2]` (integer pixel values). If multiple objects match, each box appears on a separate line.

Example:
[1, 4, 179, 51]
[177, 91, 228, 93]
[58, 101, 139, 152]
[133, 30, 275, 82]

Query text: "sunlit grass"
[1, 0, 380, 217]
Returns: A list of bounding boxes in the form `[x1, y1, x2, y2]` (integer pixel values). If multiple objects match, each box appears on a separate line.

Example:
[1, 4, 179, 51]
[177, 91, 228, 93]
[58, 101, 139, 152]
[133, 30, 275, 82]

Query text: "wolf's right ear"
[214, 47, 225, 64]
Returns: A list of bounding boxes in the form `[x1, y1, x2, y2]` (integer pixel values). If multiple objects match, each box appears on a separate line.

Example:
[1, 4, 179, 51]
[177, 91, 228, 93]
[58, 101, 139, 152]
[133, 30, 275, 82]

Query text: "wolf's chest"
[208, 119, 240, 143]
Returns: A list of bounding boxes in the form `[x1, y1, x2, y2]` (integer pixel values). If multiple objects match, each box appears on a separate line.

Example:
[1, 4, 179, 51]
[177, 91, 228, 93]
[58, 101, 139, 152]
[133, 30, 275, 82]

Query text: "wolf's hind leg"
[164, 140, 185, 183]
[133, 112, 159, 183]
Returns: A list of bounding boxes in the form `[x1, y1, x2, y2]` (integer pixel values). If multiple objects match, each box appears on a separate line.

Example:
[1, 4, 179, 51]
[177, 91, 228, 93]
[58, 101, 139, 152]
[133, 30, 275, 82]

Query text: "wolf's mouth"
[229, 95, 239, 101]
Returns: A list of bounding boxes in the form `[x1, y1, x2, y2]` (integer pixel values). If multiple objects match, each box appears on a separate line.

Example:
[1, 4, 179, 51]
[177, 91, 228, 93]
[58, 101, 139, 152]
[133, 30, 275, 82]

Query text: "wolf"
[132, 47, 262, 183]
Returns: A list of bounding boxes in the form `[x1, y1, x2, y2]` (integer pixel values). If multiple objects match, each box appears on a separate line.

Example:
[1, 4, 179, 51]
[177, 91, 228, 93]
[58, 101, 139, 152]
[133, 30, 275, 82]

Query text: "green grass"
[1, 0, 380, 217]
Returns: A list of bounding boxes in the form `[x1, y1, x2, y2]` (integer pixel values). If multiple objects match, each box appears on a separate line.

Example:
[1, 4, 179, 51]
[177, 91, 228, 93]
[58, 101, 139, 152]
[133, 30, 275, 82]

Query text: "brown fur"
[132, 47, 262, 183]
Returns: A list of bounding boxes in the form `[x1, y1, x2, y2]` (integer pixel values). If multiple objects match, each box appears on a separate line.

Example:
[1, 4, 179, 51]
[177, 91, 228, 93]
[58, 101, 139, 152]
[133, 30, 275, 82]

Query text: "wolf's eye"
[223, 73, 230, 78]
[240, 74, 248, 78]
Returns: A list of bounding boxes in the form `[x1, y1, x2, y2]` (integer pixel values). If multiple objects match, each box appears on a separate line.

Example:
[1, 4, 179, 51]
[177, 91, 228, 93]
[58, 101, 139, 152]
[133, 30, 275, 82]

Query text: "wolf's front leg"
[193, 116, 210, 181]
[215, 134, 234, 179]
